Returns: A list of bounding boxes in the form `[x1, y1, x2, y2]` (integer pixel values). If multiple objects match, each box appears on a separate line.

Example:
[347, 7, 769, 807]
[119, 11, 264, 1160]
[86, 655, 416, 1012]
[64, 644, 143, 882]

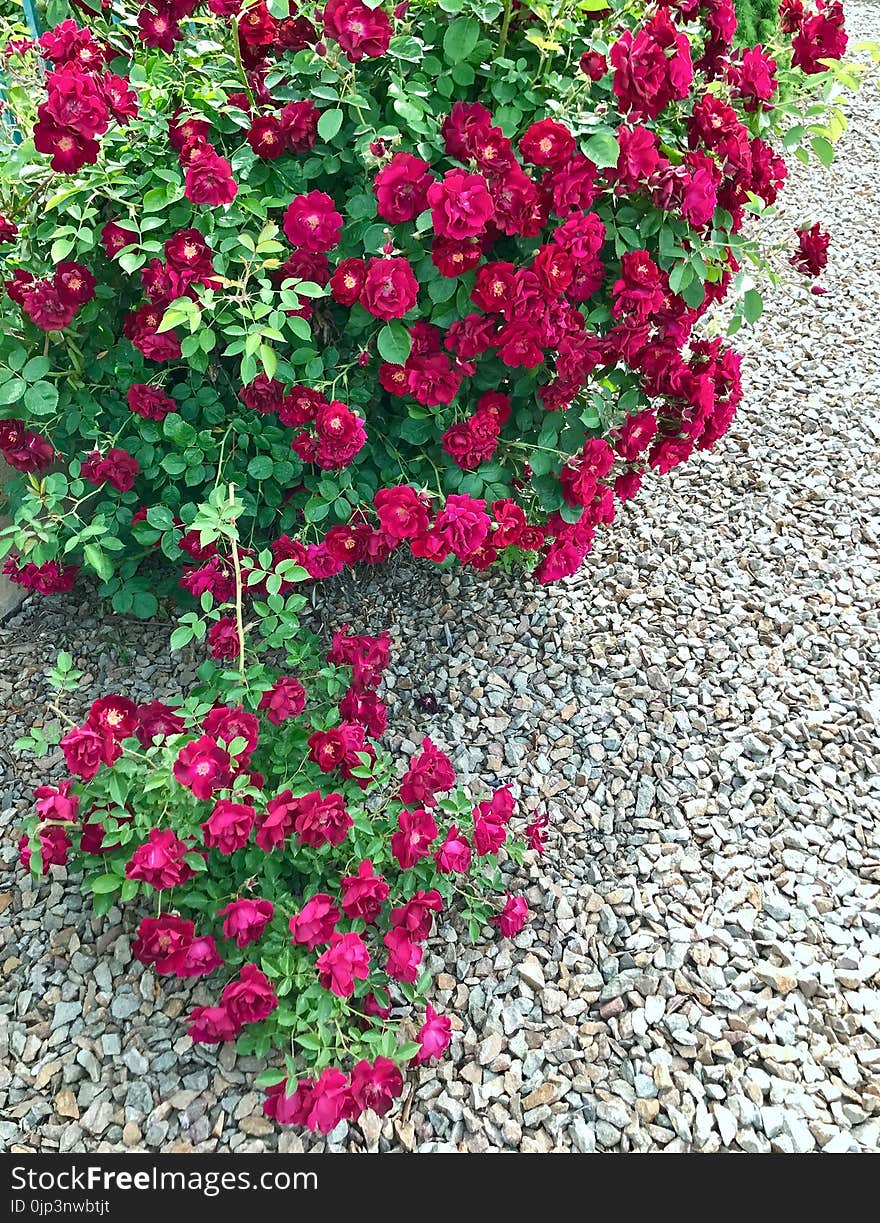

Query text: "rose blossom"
[188, 1006, 239, 1044]
[415, 1004, 452, 1063]
[316, 931, 370, 997]
[434, 824, 472, 874]
[219, 898, 275, 948]
[283, 191, 343, 252]
[125, 828, 195, 891]
[173, 735, 232, 800]
[222, 964, 278, 1026]
[258, 676, 307, 724]
[359, 256, 419, 320]
[495, 894, 529, 937]
[384, 927, 422, 983]
[340, 859, 389, 924]
[349, 1057, 404, 1118]
[289, 893, 340, 949]
[427, 169, 494, 239]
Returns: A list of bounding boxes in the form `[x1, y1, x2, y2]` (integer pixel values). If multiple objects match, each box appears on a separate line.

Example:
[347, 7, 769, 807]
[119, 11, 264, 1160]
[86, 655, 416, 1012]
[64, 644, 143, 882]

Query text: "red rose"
[42, 70, 109, 138]
[323, 0, 392, 62]
[792, 0, 847, 75]
[359, 256, 419, 320]
[790, 222, 830, 277]
[384, 927, 422, 982]
[125, 827, 195, 891]
[580, 50, 608, 81]
[427, 169, 494, 239]
[289, 893, 340, 949]
[433, 492, 490, 558]
[221, 963, 278, 1026]
[175, 935, 224, 979]
[283, 190, 343, 253]
[330, 257, 367, 306]
[293, 790, 352, 848]
[136, 700, 185, 747]
[340, 859, 389, 924]
[60, 723, 120, 781]
[610, 9, 694, 121]
[184, 143, 238, 206]
[202, 799, 255, 854]
[316, 931, 370, 997]
[87, 694, 138, 741]
[188, 1005, 239, 1044]
[313, 400, 367, 469]
[518, 118, 575, 167]
[338, 687, 387, 737]
[391, 806, 438, 868]
[138, 7, 182, 52]
[280, 100, 319, 152]
[173, 735, 232, 800]
[471, 261, 516, 313]
[495, 894, 529, 937]
[133, 915, 195, 972]
[390, 889, 443, 940]
[82, 447, 140, 493]
[399, 737, 455, 807]
[202, 705, 259, 759]
[349, 1057, 403, 1119]
[219, 898, 274, 948]
[374, 485, 429, 540]
[258, 676, 307, 724]
[416, 1004, 451, 1063]
[441, 100, 493, 160]
[126, 383, 176, 420]
[434, 824, 472, 874]
[33, 118, 99, 173]
[431, 235, 483, 278]
[374, 152, 434, 224]
[247, 115, 286, 159]
[238, 2, 278, 46]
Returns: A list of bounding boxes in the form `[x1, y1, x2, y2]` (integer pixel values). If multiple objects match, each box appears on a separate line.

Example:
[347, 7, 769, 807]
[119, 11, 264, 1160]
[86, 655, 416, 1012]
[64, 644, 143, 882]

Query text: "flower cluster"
[17, 530, 537, 1133]
[0, 6, 850, 612]
[32, 19, 136, 173]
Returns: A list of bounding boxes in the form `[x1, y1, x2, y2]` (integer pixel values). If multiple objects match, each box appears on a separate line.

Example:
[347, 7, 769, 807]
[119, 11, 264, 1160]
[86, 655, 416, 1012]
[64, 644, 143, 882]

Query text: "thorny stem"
[227, 486, 248, 682]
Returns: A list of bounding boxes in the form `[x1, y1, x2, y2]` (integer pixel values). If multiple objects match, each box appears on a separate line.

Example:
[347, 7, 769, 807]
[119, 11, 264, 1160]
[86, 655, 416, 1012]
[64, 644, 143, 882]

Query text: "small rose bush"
[0, 0, 855, 615]
[15, 484, 546, 1133]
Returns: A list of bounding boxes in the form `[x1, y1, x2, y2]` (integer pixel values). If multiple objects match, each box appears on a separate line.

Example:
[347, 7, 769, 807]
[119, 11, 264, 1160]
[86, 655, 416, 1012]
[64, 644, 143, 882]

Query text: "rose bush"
[0, 0, 855, 616]
[16, 483, 544, 1133]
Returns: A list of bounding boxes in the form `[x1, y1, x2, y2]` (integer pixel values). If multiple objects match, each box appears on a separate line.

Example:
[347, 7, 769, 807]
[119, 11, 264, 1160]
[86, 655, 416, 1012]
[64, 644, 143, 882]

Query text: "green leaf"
[443, 15, 480, 64]
[131, 591, 159, 619]
[583, 132, 620, 170]
[0, 377, 26, 406]
[376, 320, 412, 365]
[248, 455, 274, 480]
[743, 289, 764, 324]
[146, 505, 174, 531]
[22, 357, 51, 382]
[317, 108, 344, 141]
[811, 136, 834, 168]
[90, 874, 121, 894]
[23, 381, 59, 416]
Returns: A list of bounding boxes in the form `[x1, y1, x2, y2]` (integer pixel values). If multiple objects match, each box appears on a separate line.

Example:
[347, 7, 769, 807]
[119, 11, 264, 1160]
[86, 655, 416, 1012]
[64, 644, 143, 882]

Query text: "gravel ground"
[2, 7, 880, 1154]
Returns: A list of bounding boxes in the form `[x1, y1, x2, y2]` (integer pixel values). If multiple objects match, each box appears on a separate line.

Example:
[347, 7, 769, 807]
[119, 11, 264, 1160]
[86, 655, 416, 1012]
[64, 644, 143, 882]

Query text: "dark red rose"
[374, 152, 434, 224]
[283, 190, 343, 253]
[359, 256, 419, 320]
[323, 0, 392, 62]
[125, 827, 195, 891]
[219, 898, 274, 948]
[127, 383, 176, 421]
[279, 99, 320, 151]
[428, 169, 494, 240]
[184, 143, 238, 206]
